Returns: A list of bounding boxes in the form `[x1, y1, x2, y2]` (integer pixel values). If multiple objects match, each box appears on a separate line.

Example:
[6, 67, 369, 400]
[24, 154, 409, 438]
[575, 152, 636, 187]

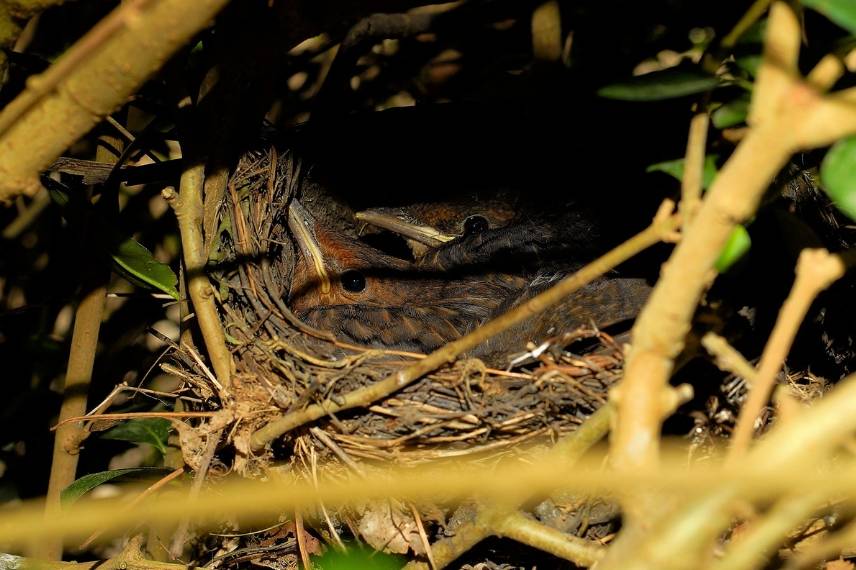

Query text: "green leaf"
[598, 67, 720, 101]
[821, 135, 856, 220]
[112, 239, 179, 300]
[802, 0, 856, 34]
[646, 155, 719, 189]
[101, 418, 172, 455]
[715, 225, 752, 272]
[712, 97, 750, 128]
[734, 54, 762, 77]
[61, 468, 169, 505]
[313, 544, 404, 570]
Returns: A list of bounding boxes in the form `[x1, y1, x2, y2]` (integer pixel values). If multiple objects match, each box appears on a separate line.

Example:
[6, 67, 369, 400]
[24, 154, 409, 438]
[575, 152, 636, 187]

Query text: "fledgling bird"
[287, 197, 650, 364]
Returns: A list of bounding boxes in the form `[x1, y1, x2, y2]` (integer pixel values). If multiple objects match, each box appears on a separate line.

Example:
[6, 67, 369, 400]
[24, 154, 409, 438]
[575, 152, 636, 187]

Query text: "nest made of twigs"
[166, 146, 625, 479]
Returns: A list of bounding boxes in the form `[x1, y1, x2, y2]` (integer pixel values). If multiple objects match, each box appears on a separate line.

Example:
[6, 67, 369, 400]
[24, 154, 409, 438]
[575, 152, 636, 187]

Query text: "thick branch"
[611, 2, 856, 476]
[0, 0, 230, 201]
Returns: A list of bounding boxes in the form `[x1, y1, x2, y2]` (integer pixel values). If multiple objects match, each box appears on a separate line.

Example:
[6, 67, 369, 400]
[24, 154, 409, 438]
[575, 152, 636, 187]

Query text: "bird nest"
[172, 146, 625, 478]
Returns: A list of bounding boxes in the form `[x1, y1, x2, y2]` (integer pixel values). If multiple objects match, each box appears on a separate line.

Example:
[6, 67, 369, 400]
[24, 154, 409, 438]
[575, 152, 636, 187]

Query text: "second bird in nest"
[286, 196, 650, 364]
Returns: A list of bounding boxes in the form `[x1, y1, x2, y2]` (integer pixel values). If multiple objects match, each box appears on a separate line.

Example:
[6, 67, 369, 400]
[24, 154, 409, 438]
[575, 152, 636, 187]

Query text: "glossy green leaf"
[646, 155, 719, 189]
[802, 0, 856, 34]
[820, 135, 856, 220]
[712, 97, 750, 128]
[101, 418, 172, 455]
[598, 68, 720, 101]
[313, 545, 404, 570]
[61, 468, 168, 505]
[111, 239, 179, 300]
[715, 225, 752, 272]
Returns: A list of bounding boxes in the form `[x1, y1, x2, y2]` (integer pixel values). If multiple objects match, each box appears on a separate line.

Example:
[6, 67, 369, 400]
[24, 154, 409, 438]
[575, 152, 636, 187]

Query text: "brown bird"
[288, 197, 650, 364]
[354, 193, 519, 258]
[289, 199, 525, 351]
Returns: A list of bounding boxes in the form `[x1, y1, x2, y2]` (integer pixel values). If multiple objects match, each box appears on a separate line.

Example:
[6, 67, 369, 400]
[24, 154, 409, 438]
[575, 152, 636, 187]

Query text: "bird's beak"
[355, 208, 457, 248]
[287, 199, 332, 296]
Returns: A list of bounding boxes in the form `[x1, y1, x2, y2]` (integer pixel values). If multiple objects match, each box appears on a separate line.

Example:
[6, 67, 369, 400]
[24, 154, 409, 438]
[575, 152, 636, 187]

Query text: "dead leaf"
[358, 501, 424, 555]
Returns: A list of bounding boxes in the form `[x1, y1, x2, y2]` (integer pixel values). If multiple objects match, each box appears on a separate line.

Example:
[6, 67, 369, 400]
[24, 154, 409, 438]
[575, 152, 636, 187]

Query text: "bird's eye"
[341, 269, 367, 293]
[463, 215, 489, 236]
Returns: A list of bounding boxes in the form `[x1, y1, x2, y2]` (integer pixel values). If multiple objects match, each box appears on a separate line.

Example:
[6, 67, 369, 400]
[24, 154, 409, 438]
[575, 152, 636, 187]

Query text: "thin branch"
[166, 161, 233, 390]
[784, 518, 856, 569]
[0, 0, 66, 85]
[79, 467, 185, 550]
[681, 112, 710, 227]
[52, 411, 220, 431]
[701, 332, 759, 383]
[169, 429, 222, 559]
[727, 249, 846, 462]
[1, 187, 50, 238]
[18, 535, 185, 569]
[710, 490, 830, 570]
[605, 1, 856, 560]
[35, 129, 121, 561]
[495, 512, 604, 567]
[720, 0, 772, 48]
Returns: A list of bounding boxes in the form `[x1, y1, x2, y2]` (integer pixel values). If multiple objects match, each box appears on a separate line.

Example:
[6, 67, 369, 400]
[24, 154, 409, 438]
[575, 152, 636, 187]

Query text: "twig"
[0, 1, 64, 87]
[409, 503, 436, 570]
[310, 427, 365, 476]
[531, 1, 562, 62]
[308, 446, 346, 552]
[681, 112, 710, 227]
[710, 490, 831, 570]
[35, 129, 121, 561]
[495, 511, 604, 567]
[727, 249, 846, 462]
[38, 274, 107, 560]
[784, 518, 856, 569]
[166, 160, 233, 390]
[294, 511, 312, 570]
[52, 411, 220, 431]
[2, 535, 188, 569]
[250, 213, 679, 450]
[1, 187, 50, 238]
[701, 332, 759, 384]
[720, 0, 772, 48]
[79, 467, 185, 550]
[169, 428, 222, 559]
